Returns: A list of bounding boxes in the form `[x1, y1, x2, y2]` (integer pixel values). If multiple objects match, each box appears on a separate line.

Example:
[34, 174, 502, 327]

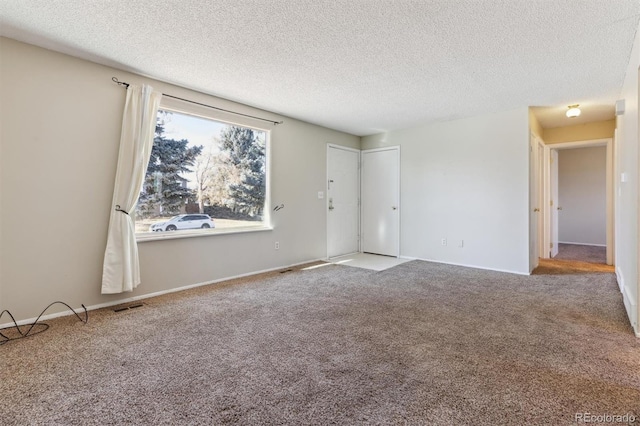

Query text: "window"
[135, 108, 268, 236]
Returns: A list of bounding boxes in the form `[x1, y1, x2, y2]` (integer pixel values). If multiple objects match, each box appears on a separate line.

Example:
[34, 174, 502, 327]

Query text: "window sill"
[136, 225, 273, 243]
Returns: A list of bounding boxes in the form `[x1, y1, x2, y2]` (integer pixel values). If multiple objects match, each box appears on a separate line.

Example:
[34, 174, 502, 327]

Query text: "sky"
[159, 110, 267, 189]
[161, 110, 226, 189]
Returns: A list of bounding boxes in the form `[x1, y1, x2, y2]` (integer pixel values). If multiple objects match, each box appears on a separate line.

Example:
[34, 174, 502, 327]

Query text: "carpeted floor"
[533, 258, 615, 275]
[2, 260, 638, 425]
[554, 243, 607, 264]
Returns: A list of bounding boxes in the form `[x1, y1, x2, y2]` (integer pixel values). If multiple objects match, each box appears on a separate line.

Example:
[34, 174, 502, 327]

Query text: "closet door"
[361, 147, 400, 257]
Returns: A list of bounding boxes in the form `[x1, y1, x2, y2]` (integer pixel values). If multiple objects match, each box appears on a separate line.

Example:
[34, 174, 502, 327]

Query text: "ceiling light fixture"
[566, 104, 581, 118]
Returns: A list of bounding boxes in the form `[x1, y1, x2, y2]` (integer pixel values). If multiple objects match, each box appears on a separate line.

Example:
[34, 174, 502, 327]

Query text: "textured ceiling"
[1, 1, 639, 136]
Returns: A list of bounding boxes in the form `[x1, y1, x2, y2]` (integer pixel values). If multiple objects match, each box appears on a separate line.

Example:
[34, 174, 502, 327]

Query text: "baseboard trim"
[622, 287, 638, 335]
[0, 258, 325, 329]
[616, 267, 624, 293]
[558, 241, 606, 247]
[616, 267, 639, 336]
[399, 256, 529, 276]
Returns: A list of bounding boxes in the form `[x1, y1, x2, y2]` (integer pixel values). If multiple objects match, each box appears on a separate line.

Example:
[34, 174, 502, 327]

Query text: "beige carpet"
[2, 260, 638, 425]
[554, 243, 607, 264]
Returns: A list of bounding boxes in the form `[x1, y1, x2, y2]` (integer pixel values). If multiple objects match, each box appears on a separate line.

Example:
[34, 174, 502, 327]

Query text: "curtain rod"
[112, 77, 283, 126]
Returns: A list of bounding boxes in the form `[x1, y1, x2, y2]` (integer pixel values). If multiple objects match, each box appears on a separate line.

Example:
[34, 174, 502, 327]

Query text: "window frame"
[135, 98, 272, 243]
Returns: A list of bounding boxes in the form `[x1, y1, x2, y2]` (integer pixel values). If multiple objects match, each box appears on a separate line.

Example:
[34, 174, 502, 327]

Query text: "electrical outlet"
[318, 191, 324, 199]
[275, 241, 280, 250]
[441, 238, 447, 246]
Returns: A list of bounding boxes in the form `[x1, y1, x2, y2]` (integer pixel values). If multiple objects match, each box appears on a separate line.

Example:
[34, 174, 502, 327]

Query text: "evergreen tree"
[218, 127, 266, 216]
[137, 116, 202, 217]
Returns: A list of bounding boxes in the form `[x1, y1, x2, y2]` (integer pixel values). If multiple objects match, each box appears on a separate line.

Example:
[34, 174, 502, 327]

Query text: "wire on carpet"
[0, 301, 88, 346]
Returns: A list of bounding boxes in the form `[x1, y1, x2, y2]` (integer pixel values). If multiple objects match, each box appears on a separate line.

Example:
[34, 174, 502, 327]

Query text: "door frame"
[326, 143, 361, 259]
[536, 136, 545, 258]
[541, 138, 614, 265]
[360, 146, 401, 258]
[549, 149, 560, 258]
[529, 133, 539, 271]
[530, 133, 546, 271]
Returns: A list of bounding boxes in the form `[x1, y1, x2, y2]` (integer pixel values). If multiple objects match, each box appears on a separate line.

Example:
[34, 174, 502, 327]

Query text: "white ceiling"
[1, 1, 639, 136]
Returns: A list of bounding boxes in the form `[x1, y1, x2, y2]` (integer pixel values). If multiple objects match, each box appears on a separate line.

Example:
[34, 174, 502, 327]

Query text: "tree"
[194, 144, 215, 214]
[218, 127, 266, 217]
[202, 152, 240, 209]
[137, 114, 202, 217]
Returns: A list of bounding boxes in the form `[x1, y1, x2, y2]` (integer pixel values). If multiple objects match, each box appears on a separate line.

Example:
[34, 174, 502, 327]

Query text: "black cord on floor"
[0, 301, 88, 345]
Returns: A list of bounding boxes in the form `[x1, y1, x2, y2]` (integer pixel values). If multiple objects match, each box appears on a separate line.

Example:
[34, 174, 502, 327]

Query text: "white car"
[150, 214, 215, 232]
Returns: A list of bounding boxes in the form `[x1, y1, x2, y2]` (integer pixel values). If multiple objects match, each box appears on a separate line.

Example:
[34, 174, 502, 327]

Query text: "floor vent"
[113, 303, 144, 312]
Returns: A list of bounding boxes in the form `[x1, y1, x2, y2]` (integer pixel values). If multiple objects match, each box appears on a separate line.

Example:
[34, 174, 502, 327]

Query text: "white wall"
[615, 21, 639, 335]
[362, 108, 531, 274]
[558, 147, 606, 246]
[0, 38, 360, 321]
[0, 69, 3, 311]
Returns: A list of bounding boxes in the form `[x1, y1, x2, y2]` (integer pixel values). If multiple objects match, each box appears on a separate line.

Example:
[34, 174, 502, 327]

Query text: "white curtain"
[102, 84, 162, 294]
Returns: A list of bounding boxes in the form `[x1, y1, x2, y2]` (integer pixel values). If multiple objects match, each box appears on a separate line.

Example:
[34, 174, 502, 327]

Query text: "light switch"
[318, 191, 324, 199]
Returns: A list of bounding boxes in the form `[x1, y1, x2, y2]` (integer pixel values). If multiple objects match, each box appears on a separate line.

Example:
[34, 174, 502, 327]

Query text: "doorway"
[543, 138, 614, 265]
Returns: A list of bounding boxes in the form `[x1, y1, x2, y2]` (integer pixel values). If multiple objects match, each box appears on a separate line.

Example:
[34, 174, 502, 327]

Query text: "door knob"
[557, 206, 563, 210]
[533, 208, 540, 212]
[392, 206, 398, 210]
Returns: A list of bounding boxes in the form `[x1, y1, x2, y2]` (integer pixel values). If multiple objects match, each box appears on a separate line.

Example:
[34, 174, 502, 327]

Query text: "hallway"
[553, 243, 607, 264]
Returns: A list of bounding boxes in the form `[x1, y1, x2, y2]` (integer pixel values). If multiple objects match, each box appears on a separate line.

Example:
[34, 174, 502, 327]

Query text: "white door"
[361, 147, 400, 257]
[550, 149, 559, 257]
[537, 141, 545, 258]
[327, 145, 360, 258]
[529, 134, 540, 271]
